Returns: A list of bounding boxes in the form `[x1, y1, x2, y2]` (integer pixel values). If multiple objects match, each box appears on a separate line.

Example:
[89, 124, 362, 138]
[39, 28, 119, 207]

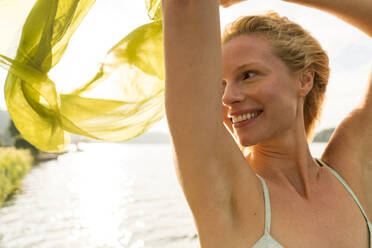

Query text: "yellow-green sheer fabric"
[0, 0, 164, 151]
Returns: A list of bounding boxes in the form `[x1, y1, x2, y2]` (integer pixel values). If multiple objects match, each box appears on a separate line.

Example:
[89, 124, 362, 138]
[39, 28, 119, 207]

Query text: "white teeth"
[232, 111, 262, 124]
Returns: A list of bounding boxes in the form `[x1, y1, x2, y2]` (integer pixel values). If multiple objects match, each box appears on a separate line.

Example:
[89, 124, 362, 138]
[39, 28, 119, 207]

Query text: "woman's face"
[222, 34, 301, 147]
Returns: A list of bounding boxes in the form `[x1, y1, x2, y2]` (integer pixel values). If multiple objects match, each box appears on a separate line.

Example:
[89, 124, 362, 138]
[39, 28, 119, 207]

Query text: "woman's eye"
[242, 71, 257, 80]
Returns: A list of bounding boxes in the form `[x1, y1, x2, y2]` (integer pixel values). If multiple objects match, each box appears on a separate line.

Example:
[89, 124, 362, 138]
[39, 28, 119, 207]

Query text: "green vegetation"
[0, 147, 33, 206]
[0, 118, 57, 207]
[313, 128, 336, 142]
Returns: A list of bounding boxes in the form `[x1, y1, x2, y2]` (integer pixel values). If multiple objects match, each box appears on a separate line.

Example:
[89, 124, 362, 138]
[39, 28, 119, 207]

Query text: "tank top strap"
[315, 158, 371, 224]
[256, 174, 271, 234]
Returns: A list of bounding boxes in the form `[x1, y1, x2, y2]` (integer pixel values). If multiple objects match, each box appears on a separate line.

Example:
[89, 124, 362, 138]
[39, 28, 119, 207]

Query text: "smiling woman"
[221, 12, 329, 146]
[162, 0, 372, 247]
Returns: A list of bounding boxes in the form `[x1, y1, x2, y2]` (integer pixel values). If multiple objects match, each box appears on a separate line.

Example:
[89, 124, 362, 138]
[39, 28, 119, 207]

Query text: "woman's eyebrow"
[234, 62, 262, 73]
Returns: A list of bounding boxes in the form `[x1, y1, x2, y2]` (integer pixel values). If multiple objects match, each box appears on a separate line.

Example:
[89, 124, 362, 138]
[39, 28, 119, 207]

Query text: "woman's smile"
[231, 110, 263, 128]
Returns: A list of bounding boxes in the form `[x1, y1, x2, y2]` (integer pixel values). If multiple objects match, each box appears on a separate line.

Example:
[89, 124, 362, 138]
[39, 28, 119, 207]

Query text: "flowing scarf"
[0, 0, 164, 151]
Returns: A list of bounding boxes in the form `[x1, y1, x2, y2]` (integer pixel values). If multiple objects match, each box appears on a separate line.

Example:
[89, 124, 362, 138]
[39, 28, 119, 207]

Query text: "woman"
[162, 0, 372, 247]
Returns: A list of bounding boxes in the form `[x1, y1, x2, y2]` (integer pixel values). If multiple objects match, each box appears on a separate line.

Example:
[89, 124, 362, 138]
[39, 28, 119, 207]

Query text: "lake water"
[0, 142, 327, 248]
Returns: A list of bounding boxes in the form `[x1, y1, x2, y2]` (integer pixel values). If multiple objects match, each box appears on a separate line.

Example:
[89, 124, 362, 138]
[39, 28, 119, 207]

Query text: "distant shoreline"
[1, 109, 335, 144]
[312, 128, 335, 143]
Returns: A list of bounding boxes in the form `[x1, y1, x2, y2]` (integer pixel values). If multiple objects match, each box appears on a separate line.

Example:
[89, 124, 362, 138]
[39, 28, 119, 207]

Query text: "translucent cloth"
[0, 0, 164, 151]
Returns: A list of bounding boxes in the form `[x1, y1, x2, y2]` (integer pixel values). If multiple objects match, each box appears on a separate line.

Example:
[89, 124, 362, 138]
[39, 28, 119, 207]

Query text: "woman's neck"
[244, 127, 323, 198]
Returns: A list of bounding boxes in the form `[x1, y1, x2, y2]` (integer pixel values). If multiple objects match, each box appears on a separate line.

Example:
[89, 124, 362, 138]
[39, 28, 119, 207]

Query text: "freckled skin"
[222, 34, 301, 147]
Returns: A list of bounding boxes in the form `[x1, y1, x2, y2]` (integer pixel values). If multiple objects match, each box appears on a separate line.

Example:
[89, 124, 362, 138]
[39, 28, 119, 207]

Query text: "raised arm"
[284, 0, 372, 215]
[291, 0, 372, 160]
[283, 0, 372, 163]
[162, 0, 262, 241]
[283, 0, 372, 37]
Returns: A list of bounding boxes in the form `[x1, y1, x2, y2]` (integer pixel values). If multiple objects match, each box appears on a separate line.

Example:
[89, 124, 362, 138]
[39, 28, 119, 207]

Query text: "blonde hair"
[222, 11, 330, 140]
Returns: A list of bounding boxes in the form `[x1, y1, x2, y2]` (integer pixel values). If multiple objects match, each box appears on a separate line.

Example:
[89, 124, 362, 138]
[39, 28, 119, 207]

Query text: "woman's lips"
[232, 111, 263, 128]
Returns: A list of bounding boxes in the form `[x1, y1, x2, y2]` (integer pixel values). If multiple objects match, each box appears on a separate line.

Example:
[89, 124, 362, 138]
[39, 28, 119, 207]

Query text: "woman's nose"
[222, 82, 245, 106]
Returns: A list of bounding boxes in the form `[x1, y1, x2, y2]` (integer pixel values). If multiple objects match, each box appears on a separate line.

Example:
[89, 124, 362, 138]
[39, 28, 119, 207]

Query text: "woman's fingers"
[220, 0, 246, 8]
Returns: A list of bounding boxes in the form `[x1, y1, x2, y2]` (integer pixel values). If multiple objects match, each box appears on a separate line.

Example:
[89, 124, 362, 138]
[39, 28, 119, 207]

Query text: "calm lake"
[0, 142, 327, 248]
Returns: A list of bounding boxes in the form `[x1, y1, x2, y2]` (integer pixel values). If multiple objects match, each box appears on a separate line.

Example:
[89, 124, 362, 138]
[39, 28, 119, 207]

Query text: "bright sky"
[1, 0, 371, 134]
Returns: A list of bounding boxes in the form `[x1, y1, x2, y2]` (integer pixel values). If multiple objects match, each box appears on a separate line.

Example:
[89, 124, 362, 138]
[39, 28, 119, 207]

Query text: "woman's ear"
[298, 68, 314, 97]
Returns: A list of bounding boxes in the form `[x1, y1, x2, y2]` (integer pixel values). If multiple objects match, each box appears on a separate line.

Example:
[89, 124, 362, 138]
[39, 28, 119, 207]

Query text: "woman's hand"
[281, 0, 372, 37]
[220, 0, 246, 8]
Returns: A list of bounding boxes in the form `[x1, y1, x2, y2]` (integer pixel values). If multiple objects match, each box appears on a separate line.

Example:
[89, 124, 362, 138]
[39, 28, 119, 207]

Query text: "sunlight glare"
[67, 146, 136, 247]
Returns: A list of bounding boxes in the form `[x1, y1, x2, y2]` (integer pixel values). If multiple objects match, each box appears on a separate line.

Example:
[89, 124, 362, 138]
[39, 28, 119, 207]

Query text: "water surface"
[0, 142, 327, 248]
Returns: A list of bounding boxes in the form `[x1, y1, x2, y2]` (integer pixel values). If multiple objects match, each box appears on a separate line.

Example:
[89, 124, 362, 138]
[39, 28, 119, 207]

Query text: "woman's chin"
[237, 136, 259, 147]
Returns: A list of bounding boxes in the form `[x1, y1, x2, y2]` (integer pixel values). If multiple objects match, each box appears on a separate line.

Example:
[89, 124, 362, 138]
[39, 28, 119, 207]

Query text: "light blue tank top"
[252, 158, 372, 248]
